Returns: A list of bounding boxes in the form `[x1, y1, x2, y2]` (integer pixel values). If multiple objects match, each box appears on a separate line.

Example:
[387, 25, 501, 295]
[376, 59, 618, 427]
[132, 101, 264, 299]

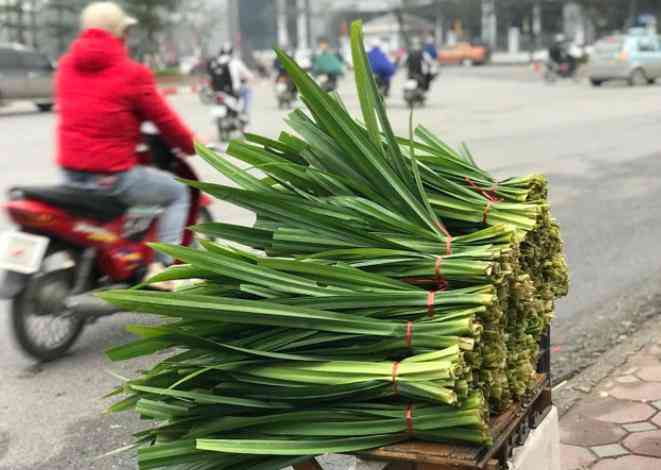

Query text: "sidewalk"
[559, 336, 661, 469]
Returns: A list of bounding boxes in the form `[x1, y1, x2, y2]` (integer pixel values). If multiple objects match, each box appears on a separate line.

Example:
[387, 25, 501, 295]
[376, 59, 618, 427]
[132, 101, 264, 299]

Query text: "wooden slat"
[385, 463, 414, 470]
[293, 458, 324, 470]
[355, 374, 550, 469]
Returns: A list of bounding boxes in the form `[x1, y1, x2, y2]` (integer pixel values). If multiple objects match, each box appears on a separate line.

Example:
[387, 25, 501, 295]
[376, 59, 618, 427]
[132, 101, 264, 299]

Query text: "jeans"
[239, 85, 252, 116]
[63, 166, 190, 264]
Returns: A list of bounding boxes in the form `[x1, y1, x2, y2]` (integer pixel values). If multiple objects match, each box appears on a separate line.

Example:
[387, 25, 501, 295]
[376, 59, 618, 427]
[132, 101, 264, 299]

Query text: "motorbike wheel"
[217, 123, 229, 142]
[11, 249, 85, 361]
[544, 70, 556, 84]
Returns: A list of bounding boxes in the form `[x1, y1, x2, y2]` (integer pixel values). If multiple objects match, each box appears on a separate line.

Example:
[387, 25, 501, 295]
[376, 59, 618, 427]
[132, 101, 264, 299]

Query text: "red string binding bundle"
[427, 290, 436, 318]
[434, 221, 453, 255]
[405, 403, 414, 434]
[434, 255, 448, 290]
[391, 361, 401, 395]
[482, 200, 493, 224]
[464, 176, 501, 202]
[405, 320, 413, 348]
[392, 321, 413, 395]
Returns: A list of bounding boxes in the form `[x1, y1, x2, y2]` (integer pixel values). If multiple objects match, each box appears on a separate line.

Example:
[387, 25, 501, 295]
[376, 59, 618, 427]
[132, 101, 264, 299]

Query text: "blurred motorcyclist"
[367, 39, 397, 97]
[548, 34, 577, 75]
[207, 43, 255, 120]
[549, 34, 565, 64]
[56, 1, 195, 276]
[312, 38, 344, 90]
[406, 37, 437, 91]
[274, 52, 297, 97]
[423, 33, 438, 61]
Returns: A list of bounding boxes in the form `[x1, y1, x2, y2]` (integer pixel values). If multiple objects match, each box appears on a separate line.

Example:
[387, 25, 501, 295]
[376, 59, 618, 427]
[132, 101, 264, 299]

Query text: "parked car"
[588, 30, 661, 87]
[438, 42, 489, 66]
[0, 43, 55, 111]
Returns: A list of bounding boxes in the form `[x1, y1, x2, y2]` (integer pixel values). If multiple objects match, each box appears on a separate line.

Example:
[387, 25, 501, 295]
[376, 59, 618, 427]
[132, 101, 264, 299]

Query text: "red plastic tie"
[405, 403, 414, 434]
[405, 320, 414, 348]
[482, 200, 493, 224]
[434, 221, 453, 255]
[427, 290, 436, 318]
[464, 177, 501, 202]
[391, 361, 401, 395]
[464, 176, 481, 192]
[434, 256, 448, 290]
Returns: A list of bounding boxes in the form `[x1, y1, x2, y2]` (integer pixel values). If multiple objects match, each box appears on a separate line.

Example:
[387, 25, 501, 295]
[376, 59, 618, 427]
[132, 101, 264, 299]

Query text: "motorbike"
[403, 77, 426, 108]
[275, 76, 296, 109]
[210, 91, 246, 142]
[318, 74, 339, 93]
[544, 61, 578, 83]
[374, 75, 390, 98]
[0, 127, 214, 361]
[198, 81, 215, 105]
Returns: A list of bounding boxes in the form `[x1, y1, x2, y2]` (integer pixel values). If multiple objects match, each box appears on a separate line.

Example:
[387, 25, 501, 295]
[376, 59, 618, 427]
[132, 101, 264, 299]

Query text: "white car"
[0, 43, 55, 111]
[589, 30, 661, 86]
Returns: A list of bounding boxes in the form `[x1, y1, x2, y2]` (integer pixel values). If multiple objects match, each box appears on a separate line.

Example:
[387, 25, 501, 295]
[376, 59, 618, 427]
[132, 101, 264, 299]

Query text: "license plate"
[211, 106, 228, 118]
[0, 231, 49, 274]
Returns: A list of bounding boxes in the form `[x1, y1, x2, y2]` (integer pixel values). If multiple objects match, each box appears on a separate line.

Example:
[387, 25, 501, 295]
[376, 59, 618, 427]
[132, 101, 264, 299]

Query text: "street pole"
[435, 0, 444, 44]
[305, 0, 311, 49]
[276, 0, 289, 48]
[227, 0, 240, 51]
[29, 0, 38, 49]
[532, 0, 542, 53]
[57, 1, 64, 55]
[296, 0, 308, 50]
[481, 0, 497, 50]
[627, 0, 639, 29]
[16, 0, 25, 44]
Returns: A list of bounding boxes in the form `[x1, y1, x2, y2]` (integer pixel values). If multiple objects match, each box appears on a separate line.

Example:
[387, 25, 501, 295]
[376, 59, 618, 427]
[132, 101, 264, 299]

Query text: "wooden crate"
[294, 374, 552, 470]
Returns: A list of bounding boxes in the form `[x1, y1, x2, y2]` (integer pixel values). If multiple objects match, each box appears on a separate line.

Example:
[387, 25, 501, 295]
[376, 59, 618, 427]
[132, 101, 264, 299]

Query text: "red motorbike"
[0, 129, 213, 361]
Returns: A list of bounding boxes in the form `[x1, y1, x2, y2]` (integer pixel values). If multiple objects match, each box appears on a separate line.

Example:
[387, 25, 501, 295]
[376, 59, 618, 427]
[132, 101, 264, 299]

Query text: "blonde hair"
[81, 2, 137, 38]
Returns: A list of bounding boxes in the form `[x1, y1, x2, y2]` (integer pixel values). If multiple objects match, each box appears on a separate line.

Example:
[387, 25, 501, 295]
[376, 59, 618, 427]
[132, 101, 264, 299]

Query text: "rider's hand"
[194, 134, 209, 147]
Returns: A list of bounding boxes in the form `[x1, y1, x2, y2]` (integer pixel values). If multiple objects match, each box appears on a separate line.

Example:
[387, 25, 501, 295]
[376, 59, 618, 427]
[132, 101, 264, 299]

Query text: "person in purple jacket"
[367, 39, 397, 97]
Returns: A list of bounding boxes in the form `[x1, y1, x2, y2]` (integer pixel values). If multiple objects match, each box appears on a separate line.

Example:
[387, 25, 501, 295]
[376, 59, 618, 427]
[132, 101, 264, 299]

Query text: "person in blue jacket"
[423, 33, 438, 61]
[367, 39, 397, 97]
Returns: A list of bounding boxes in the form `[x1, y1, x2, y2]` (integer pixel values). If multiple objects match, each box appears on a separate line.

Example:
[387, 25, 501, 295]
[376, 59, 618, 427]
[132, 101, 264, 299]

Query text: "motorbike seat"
[11, 185, 128, 222]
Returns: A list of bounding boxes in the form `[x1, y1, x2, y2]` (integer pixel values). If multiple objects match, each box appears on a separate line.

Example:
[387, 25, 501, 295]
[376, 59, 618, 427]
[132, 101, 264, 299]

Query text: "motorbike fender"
[0, 270, 29, 298]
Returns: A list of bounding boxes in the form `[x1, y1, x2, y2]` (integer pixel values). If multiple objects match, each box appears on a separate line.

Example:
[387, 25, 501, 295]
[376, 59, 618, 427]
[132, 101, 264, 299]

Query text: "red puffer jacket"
[56, 29, 195, 173]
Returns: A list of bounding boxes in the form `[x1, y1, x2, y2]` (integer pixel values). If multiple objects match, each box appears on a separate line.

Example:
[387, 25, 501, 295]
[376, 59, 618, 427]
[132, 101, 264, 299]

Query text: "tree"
[43, 0, 86, 56]
[121, 0, 180, 59]
[0, 0, 26, 44]
[177, 0, 228, 58]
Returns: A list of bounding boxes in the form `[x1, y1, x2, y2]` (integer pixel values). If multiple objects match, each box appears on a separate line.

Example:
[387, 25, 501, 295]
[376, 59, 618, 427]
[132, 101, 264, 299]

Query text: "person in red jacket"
[57, 2, 196, 277]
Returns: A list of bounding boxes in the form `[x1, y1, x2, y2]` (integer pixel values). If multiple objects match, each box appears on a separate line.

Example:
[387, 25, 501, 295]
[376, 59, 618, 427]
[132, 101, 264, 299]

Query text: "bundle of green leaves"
[103, 20, 568, 469]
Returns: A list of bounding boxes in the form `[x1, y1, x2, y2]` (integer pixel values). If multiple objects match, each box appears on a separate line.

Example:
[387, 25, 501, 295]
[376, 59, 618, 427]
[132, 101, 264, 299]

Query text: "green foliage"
[103, 20, 568, 469]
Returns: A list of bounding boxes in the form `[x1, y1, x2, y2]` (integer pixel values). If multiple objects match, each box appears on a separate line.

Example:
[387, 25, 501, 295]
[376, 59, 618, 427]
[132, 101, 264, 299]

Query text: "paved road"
[1, 66, 661, 469]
